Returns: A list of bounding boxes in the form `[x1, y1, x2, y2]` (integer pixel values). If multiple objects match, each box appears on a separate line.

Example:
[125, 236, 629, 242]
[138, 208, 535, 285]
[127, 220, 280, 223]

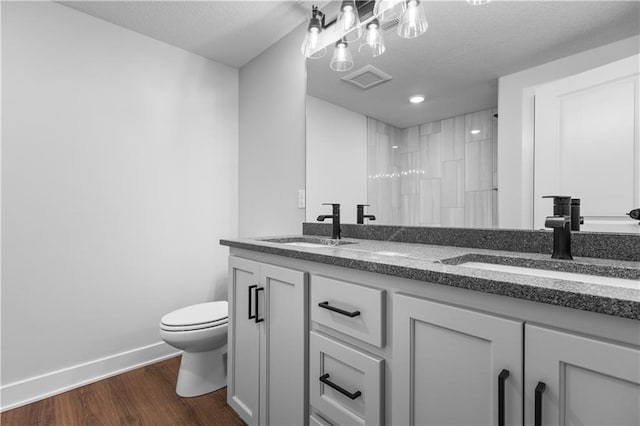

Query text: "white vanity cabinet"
[524, 324, 640, 426]
[309, 275, 386, 426]
[392, 293, 524, 426]
[224, 248, 639, 426]
[227, 256, 308, 426]
[390, 292, 640, 426]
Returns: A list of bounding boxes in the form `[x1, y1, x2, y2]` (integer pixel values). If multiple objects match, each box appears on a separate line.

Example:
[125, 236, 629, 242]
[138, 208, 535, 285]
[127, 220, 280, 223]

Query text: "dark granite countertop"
[304, 223, 640, 262]
[220, 235, 640, 320]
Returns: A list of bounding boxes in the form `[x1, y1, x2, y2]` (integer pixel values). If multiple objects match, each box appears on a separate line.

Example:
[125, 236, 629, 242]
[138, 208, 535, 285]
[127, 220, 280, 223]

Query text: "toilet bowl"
[160, 301, 228, 397]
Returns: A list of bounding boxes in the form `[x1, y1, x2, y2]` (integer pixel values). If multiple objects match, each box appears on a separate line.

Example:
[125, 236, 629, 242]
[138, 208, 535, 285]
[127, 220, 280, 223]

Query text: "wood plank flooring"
[1, 356, 246, 426]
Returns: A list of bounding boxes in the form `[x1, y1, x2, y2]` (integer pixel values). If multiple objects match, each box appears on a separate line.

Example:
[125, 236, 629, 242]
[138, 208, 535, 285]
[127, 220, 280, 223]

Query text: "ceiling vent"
[381, 18, 400, 33]
[341, 65, 392, 90]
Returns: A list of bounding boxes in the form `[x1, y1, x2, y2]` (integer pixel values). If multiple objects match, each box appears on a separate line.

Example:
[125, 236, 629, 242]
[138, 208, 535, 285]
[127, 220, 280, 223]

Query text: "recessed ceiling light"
[470, 129, 481, 135]
[392, 145, 399, 149]
[409, 95, 425, 104]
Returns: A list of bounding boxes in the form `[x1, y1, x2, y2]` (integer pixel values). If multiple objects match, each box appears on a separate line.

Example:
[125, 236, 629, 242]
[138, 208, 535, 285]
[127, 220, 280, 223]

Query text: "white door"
[228, 257, 261, 426]
[525, 324, 640, 426]
[392, 293, 523, 426]
[259, 264, 308, 426]
[534, 55, 640, 233]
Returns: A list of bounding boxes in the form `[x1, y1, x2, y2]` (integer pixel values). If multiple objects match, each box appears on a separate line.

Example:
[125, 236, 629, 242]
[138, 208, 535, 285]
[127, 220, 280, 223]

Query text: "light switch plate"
[297, 189, 306, 208]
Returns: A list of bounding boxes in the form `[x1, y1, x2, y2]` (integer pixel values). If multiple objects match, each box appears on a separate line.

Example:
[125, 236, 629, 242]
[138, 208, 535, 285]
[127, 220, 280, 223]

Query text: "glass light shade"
[330, 39, 354, 72]
[301, 7, 327, 59]
[337, 0, 362, 43]
[359, 19, 385, 57]
[398, 0, 428, 39]
[301, 27, 326, 59]
[467, 0, 491, 5]
[373, 0, 406, 23]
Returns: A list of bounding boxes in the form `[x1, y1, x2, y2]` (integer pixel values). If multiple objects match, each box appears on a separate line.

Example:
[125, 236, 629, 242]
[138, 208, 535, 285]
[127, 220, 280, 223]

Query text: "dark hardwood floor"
[1, 356, 246, 426]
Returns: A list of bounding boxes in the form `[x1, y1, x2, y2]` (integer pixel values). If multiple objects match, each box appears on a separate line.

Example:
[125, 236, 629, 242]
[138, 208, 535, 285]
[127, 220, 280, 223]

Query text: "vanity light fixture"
[338, 0, 362, 43]
[398, 0, 428, 39]
[301, 5, 327, 59]
[360, 18, 386, 57]
[302, 1, 430, 71]
[330, 38, 354, 72]
[409, 95, 425, 104]
[467, 0, 491, 5]
[373, 0, 406, 22]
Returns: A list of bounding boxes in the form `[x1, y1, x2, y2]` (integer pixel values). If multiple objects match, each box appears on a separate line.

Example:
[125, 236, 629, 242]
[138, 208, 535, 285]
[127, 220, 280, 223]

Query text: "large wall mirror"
[305, 1, 640, 234]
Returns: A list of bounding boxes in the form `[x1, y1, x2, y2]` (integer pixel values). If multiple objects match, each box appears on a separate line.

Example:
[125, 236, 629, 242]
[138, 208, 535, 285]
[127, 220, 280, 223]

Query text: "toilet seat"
[160, 318, 227, 332]
[160, 301, 228, 332]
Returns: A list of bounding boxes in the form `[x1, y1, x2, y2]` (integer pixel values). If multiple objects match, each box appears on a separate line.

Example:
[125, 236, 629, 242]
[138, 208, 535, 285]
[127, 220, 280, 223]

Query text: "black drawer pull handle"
[255, 287, 265, 323]
[319, 374, 361, 400]
[498, 369, 510, 426]
[318, 301, 361, 318]
[535, 381, 546, 426]
[248, 285, 257, 320]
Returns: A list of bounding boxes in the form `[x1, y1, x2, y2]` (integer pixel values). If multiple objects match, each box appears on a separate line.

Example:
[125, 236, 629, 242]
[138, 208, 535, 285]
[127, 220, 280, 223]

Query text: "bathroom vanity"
[220, 225, 639, 426]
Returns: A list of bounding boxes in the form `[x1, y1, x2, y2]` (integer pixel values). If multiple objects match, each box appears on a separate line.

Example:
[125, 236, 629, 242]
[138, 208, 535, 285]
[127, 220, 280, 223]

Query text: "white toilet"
[159, 301, 228, 397]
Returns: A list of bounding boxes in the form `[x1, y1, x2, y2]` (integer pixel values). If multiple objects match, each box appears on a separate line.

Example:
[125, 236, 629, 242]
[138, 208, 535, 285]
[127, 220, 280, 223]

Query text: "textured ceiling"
[308, 1, 640, 128]
[60, 1, 640, 128]
[60, 1, 312, 68]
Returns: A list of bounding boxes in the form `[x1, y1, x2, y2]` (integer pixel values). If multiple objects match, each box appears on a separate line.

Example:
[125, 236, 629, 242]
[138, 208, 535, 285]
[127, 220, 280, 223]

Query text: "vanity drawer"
[311, 275, 386, 347]
[310, 331, 384, 426]
[309, 412, 333, 426]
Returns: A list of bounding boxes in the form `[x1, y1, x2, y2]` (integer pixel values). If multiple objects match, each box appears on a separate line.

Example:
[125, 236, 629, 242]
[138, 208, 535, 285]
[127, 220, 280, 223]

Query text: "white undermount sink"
[460, 262, 640, 290]
[283, 242, 330, 248]
[261, 237, 355, 248]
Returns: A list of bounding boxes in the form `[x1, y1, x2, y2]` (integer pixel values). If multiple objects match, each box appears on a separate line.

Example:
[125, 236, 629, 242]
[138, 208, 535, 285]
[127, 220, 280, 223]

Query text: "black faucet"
[317, 203, 341, 239]
[543, 195, 573, 260]
[357, 204, 376, 224]
[570, 198, 584, 231]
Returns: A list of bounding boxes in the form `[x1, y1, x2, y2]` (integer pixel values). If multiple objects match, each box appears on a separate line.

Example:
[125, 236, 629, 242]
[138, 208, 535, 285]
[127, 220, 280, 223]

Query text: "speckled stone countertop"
[304, 223, 640, 262]
[220, 235, 640, 320]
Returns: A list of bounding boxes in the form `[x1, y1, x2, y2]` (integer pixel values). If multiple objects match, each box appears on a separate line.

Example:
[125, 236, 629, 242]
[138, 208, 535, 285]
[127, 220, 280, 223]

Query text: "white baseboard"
[0, 342, 181, 412]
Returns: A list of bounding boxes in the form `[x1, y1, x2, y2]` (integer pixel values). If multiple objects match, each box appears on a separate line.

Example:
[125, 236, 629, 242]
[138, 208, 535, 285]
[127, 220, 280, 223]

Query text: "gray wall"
[1, 1, 238, 409]
[238, 24, 307, 237]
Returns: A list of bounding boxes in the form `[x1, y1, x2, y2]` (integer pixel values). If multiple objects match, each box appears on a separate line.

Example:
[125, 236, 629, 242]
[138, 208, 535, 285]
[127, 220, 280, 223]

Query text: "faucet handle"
[542, 195, 571, 204]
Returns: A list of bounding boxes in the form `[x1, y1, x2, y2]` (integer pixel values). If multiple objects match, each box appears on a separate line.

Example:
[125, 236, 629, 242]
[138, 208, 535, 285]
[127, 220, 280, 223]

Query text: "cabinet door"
[259, 264, 308, 426]
[228, 257, 261, 426]
[393, 293, 523, 426]
[525, 324, 640, 426]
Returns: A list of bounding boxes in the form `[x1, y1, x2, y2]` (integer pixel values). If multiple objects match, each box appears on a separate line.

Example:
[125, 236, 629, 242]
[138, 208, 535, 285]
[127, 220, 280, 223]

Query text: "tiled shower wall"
[367, 108, 498, 227]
